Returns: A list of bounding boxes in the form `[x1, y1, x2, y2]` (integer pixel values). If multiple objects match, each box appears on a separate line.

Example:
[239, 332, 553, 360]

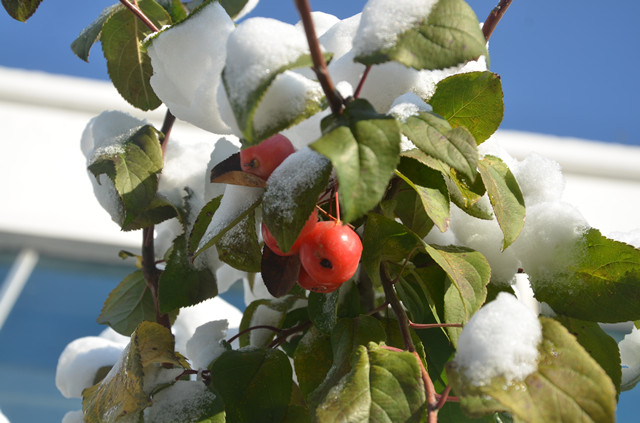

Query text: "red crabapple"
[297, 265, 341, 293]
[240, 134, 295, 180]
[262, 209, 318, 256]
[299, 221, 362, 289]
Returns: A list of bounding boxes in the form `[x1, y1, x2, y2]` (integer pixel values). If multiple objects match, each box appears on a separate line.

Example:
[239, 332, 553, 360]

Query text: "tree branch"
[294, 0, 344, 114]
[120, 0, 161, 33]
[482, 0, 514, 42]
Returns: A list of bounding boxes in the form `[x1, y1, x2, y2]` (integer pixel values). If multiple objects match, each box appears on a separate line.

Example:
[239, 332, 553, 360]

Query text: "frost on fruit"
[453, 293, 542, 386]
[147, 1, 235, 134]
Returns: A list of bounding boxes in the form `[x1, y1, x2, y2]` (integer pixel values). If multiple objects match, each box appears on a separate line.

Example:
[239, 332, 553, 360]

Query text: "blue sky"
[1, 0, 639, 145]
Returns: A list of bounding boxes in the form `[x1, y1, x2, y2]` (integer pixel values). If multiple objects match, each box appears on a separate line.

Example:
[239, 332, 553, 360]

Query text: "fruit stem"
[482, 0, 514, 42]
[294, 0, 344, 115]
[120, 0, 161, 33]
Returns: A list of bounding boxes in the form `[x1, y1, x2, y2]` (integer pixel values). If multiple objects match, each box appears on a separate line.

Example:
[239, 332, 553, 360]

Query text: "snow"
[147, 1, 235, 134]
[172, 296, 243, 356]
[55, 334, 128, 398]
[61, 410, 83, 423]
[145, 380, 217, 423]
[352, 0, 437, 57]
[223, 17, 314, 113]
[454, 293, 542, 386]
[249, 304, 283, 347]
[388, 92, 433, 122]
[243, 273, 275, 306]
[319, 14, 361, 60]
[186, 320, 229, 370]
[0, 410, 8, 423]
[295, 11, 340, 38]
[619, 327, 640, 390]
[251, 70, 324, 140]
[262, 147, 330, 222]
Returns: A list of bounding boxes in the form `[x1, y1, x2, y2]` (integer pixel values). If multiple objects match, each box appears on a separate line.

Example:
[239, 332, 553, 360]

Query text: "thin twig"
[227, 325, 284, 344]
[294, 0, 344, 114]
[482, 0, 514, 42]
[435, 385, 453, 410]
[353, 66, 371, 99]
[409, 322, 463, 330]
[120, 0, 161, 33]
[268, 320, 312, 348]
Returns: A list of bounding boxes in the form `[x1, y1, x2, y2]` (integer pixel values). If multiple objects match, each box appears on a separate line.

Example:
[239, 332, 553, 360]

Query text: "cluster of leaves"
[6, 0, 640, 422]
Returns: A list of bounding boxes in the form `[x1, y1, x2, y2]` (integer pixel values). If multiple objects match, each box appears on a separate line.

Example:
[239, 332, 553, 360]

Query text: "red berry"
[299, 221, 362, 288]
[262, 210, 318, 256]
[240, 134, 295, 179]
[297, 266, 341, 293]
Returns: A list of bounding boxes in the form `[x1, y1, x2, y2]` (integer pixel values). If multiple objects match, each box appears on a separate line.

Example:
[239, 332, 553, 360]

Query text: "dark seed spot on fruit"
[320, 258, 333, 269]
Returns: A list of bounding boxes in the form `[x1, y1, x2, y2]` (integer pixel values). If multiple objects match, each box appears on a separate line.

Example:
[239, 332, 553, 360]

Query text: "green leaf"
[309, 316, 387, 408]
[532, 228, 640, 322]
[395, 156, 450, 232]
[210, 348, 292, 423]
[311, 99, 401, 223]
[477, 155, 525, 250]
[87, 125, 171, 231]
[158, 234, 218, 313]
[430, 72, 504, 143]
[101, 0, 171, 110]
[446, 169, 493, 220]
[294, 326, 334, 398]
[448, 317, 616, 423]
[83, 322, 189, 422]
[392, 183, 435, 238]
[556, 316, 622, 395]
[97, 270, 157, 336]
[223, 52, 331, 144]
[262, 149, 332, 253]
[314, 342, 427, 423]
[155, 0, 187, 22]
[219, 0, 251, 19]
[354, 0, 487, 71]
[1, 0, 42, 21]
[189, 195, 222, 255]
[71, 4, 122, 62]
[308, 291, 339, 335]
[401, 111, 478, 182]
[216, 210, 262, 272]
[423, 243, 490, 347]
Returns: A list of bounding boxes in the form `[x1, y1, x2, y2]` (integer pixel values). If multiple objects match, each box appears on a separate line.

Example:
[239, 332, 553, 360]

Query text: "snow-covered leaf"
[82, 322, 189, 423]
[262, 148, 332, 254]
[71, 4, 122, 62]
[308, 291, 339, 335]
[216, 210, 262, 272]
[101, 0, 171, 110]
[311, 99, 401, 223]
[477, 155, 525, 250]
[238, 295, 304, 348]
[294, 326, 333, 399]
[353, 0, 487, 71]
[430, 71, 504, 143]
[223, 17, 332, 144]
[88, 125, 176, 231]
[448, 317, 616, 423]
[532, 228, 640, 323]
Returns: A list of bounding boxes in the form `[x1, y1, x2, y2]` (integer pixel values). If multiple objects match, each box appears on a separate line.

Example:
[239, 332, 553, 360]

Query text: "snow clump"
[453, 293, 542, 386]
[619, 327, 640, 390]
[145, 380, 218, 423]
[147, 2, 235, 134]
[186, 320, 230, 370]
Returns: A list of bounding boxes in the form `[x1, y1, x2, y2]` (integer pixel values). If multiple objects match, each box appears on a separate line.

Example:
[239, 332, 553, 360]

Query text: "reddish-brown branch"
[294, 0, 344, 114]
[268, 320, 312, 348]
[353, 66, 371, 99]
[120, 0, 161, 33]
[409, 322, 463, 330]
[482, 0, 514, 42]
[227, 325, 284, 344]
[435, 385, 453, 410]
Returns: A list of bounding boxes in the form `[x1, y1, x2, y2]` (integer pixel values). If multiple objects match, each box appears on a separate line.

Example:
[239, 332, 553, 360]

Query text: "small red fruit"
[240, 134, 295, 180]
[297, 265, 341, 293]
[299, 221, 363, 288]
[262, 210, 318, 256]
